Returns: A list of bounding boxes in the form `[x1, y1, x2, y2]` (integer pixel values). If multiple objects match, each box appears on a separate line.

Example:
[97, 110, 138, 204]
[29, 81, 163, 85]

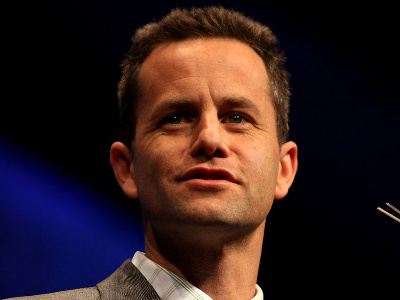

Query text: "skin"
[110, 38, 298, 300]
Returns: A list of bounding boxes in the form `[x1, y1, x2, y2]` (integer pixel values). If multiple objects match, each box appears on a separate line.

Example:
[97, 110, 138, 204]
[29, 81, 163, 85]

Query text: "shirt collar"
[132, 251, 264, 300]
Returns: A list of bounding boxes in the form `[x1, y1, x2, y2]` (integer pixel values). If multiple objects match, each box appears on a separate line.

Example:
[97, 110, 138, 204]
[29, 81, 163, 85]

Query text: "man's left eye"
[228, 114, 244, 124]
[166, 114, 183, 124]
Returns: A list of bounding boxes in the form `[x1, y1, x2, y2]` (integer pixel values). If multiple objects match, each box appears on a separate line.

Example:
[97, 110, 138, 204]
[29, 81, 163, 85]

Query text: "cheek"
[239, 142, 280, 191]
[133, 136, 187, 181]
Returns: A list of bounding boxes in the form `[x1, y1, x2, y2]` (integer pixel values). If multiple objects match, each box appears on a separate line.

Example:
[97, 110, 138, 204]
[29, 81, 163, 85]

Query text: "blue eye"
[228, 114, 243, 123]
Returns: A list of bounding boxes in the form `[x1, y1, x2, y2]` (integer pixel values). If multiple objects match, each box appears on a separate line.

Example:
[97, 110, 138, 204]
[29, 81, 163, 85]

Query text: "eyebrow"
[149, 96, 262, 121]
[149, 99, 195, 121]
[219, 97, 262, 116]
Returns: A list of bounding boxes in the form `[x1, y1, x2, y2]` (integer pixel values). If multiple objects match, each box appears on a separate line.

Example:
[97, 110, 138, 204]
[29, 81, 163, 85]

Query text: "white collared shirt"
[132, 251, 263, 300]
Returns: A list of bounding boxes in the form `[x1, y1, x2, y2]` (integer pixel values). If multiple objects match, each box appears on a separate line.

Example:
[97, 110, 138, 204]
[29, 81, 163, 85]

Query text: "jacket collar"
[96, 260, 161, 300]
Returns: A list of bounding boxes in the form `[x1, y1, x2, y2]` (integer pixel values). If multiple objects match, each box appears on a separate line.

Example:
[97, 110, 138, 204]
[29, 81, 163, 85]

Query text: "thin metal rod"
[386, 203, 400, 215]
[377, 207, 400, 223]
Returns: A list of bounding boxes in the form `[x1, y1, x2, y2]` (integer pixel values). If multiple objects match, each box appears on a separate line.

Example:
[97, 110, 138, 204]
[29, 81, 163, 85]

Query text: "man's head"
[110, 6, 297, 240]
[118, 6, 290, 150]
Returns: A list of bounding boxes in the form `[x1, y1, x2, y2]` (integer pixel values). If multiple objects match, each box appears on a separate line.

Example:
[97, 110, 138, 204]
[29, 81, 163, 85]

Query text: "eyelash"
[225, 114, 247, 124]
[161, 112, 250, 126]
[162, 113, 191, 125]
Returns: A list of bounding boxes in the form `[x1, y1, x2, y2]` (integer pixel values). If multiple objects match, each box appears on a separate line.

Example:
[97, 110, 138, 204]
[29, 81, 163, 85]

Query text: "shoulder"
[5, 260, 160, 300]
[3, 287, 99, 300]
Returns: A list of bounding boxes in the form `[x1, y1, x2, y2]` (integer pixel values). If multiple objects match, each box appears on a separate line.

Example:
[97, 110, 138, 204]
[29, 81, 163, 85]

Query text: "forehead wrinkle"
[139, 38, 269, 90]
[142, 65, 249, 91]
[141, 42, 264, 87]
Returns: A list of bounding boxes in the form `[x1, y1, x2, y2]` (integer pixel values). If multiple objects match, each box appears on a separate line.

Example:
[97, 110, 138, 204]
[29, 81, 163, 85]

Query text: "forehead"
[138, 38, 269, 99]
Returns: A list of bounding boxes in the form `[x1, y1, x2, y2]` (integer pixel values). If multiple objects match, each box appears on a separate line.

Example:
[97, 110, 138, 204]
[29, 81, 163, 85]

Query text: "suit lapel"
[96, 260, 161, 300]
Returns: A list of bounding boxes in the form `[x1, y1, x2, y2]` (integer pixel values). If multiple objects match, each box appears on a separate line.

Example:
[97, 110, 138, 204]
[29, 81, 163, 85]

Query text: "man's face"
[132, 38, 282, 233]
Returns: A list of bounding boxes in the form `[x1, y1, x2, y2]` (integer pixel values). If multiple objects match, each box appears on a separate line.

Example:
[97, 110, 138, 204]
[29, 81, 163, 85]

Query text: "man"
[8, 6, 297, 300]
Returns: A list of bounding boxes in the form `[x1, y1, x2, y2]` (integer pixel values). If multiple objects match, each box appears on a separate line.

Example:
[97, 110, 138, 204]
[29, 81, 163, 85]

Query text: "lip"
[179, 167, 237, 183]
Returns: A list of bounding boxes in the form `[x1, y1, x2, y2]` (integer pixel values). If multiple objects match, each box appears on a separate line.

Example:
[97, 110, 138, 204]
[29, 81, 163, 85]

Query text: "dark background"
[1, 1, 399, 299]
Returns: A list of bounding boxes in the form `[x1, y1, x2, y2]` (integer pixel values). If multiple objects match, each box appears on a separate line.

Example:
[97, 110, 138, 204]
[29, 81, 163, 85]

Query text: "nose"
[189, 113, 230, 158]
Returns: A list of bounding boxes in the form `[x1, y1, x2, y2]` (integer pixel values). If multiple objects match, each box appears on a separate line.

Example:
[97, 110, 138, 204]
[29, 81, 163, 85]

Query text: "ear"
[109, 142, 138, 199]
[275, 141, 298, 200]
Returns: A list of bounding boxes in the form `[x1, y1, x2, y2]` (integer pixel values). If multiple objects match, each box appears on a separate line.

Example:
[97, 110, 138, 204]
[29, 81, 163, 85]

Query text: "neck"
[143, 220, 265, 300]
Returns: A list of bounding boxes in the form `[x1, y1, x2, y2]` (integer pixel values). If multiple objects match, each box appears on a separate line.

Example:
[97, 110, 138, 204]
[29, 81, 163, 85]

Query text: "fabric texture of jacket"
[5, 260, 161, 300]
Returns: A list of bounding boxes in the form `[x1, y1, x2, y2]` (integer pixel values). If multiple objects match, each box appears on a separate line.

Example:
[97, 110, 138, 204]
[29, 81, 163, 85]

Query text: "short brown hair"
[118, 6, 290, 148]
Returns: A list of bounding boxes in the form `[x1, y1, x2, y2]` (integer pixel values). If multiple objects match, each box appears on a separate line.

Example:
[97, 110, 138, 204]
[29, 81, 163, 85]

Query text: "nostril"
[195, 148, 206, 157]
[212, 149, 225, 158]
[194, 147, 225, 158]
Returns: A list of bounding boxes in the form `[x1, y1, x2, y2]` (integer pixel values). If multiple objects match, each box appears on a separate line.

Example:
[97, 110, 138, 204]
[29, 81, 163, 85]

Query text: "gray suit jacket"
[5, 260, 161, 300]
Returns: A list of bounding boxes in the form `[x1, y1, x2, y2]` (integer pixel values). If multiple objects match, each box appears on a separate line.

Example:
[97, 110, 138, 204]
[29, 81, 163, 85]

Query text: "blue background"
[1, 1, 399, 299]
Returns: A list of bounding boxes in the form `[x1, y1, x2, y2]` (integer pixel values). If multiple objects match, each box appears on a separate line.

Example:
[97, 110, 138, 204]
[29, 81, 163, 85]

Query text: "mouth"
[179, 167, 237, 183]
[195, 174, 227, 180]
